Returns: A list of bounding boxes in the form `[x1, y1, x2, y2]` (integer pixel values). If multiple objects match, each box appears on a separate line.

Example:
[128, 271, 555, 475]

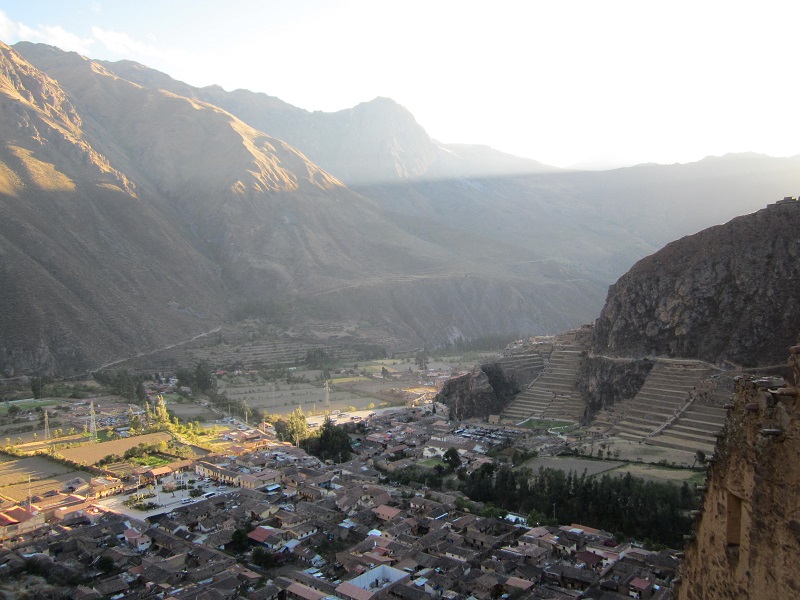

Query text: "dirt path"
[92, 326, 222, 372]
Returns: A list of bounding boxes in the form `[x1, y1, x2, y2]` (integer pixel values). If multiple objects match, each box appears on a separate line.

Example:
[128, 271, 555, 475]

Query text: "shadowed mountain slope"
[1, 42, 608, 376]
[592, 201, 800, 366]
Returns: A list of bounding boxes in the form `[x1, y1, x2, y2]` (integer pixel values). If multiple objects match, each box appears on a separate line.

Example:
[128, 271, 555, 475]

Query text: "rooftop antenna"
[27, 475, 31, 513]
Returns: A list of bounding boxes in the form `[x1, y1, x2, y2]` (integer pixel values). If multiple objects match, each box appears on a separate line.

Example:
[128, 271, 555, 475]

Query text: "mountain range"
[1, 40, 799, 376]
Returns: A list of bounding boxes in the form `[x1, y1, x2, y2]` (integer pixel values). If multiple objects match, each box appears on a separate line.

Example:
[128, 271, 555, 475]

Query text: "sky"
[1, 0, 799, 169]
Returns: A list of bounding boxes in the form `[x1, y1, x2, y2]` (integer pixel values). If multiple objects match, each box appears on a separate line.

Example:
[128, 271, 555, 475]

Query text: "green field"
[418, 458, 446, 469]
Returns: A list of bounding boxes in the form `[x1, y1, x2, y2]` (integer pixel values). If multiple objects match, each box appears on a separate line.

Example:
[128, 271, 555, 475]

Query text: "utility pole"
[89, 399, 98, 442]
[44, 410, 50, 440]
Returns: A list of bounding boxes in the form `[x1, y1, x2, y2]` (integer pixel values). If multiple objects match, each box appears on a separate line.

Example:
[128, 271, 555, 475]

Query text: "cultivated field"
[522, 455, 705, 486]
[165, 401, 216, 422]
[218, 381, 382, 416]
[58, 432, 172, 465]
[0, 455, 95, 501]
[524, 456, 624, 477]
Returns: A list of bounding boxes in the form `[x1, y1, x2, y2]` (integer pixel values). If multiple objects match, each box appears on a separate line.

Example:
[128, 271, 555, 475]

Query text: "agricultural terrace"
[0, 455, 95, 502]
[58, 432, 172, 466]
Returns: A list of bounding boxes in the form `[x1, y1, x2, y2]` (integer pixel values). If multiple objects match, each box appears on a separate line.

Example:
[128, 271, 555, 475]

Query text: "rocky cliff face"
[592, 202, 800, 367]
[577, 356, 653, 418]
[677, 346, 800, 599]
[438, 357, 542, 420]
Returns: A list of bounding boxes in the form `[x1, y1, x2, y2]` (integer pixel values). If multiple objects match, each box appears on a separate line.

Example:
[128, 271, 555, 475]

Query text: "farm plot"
[523, 456, 624, 477]
[222, 382, 378, 416]
[58, 432, 172, 466]
[166, 401, 216, 422]
[0, 455, 95, 501]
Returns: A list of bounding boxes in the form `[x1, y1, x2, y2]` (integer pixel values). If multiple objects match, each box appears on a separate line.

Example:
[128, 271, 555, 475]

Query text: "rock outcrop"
[577, 356, 653, 419]
[437, 351, 546, 420]
[677, 345, 800, 598]
[592, 201, 800, 367]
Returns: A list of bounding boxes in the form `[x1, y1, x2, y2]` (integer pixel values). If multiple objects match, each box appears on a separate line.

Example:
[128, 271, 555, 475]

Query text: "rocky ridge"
[592, 201, 800, 367]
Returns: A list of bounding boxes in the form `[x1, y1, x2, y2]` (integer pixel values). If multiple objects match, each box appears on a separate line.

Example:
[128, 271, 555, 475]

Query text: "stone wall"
[677, 346, 800, 598]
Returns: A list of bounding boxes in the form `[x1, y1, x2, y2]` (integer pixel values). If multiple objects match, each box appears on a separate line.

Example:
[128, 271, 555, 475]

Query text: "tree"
[252, 546, 275, 568]
[230, 528, 249, 553]
[176, 368, 195, 389]
[97, 555, 115, 573]
[30, 378, 44, 399]
[443, 447, 461, 471]
[285, 407, 308, 446]
[194, 361, 214, 392]
[307, 416, 352, 462]
[415, 351, 429, 371]
[693, 450, 707, 468]
[305, 348, 332, 370]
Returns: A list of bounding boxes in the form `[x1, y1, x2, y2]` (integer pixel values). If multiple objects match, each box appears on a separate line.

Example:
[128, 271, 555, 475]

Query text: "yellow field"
[0, 455, 95, 501]
[58, 432, 172, 465]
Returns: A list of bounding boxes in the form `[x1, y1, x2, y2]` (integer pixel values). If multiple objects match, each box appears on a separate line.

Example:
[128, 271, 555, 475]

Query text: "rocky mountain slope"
[0, 42, 230, 377]
[91, 51, 800, 282]
[592, 201, 800, 367]
[0, 42, 607, 376]
[4, 40, 800, 378]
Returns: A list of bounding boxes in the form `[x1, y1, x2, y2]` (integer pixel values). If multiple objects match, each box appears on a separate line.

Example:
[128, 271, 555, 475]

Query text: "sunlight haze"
[1, 0, 798, 169]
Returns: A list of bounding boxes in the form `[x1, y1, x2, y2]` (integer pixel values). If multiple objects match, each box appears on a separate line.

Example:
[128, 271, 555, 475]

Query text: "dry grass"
[0, 455, 95, 501]
[58, 432, 172, 465]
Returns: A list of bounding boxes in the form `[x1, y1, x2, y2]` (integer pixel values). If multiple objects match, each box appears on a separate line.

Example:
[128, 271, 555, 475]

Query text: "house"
[248, 526, 287, 551]
[0, 507, 46, 540]
[335, 564, 410, 600]
[123, 528, 152, 552]
[373, 505, 402, 522]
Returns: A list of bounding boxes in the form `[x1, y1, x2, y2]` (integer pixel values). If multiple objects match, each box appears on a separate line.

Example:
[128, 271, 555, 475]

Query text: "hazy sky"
[2, 1, 799, 169]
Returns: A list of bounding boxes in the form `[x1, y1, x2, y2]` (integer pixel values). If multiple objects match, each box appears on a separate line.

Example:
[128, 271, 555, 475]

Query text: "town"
[0, 348, 686, 600]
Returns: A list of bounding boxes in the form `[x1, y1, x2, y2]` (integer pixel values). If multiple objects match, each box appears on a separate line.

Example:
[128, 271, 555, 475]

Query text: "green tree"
[230, 528, 249, 553]
[252, 546, 275, 568]
[30, 378, 44, 399]
[443, 447, 461, 471]
[306, 415, 352, 462]
[284, 407, 308, 446]
[305, 348, 332, 370]
[97, 555, 115, 573]
[194, 361, 214, 392]
[694, 450, 707, 468]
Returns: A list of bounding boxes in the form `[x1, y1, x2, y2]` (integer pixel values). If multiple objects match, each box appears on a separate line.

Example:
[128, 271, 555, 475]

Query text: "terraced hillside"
[591, 360, 728, 455]
[646, 378, 732, 456]
[502, 347, 586, 423]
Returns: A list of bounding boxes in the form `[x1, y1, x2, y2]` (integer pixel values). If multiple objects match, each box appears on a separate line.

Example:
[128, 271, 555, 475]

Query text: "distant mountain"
[1, 42, 606, 376]
[93, 58, 561, 184]
[4, 41, 800, 377]
[592, 201, 800, 366]
[0, 42, 230, 377]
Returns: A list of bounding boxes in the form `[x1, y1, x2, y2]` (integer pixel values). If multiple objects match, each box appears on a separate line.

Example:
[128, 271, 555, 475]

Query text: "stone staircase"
[502, 347, 585, 423]
[600, 361, 715, 444]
